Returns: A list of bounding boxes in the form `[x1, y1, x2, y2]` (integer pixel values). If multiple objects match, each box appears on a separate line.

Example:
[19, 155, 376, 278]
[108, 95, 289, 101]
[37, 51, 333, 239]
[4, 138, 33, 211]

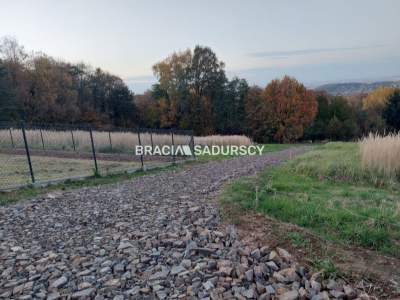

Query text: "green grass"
[312, 259, 340, 279]
[220, 142, 400, 257]
[287, 232, 311, 248]
[0, 164, 179, 206]
[289, 142, 399, 187]
[196, 143, 297, 162]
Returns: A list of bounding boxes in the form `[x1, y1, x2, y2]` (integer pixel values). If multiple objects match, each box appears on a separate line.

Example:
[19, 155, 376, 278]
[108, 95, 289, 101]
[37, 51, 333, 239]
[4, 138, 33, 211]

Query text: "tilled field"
[0, 148, 371, 299]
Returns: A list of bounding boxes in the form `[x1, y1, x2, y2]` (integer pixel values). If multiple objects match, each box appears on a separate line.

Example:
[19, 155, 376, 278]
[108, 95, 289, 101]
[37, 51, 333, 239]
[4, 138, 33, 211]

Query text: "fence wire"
[0, 123, 194, 190]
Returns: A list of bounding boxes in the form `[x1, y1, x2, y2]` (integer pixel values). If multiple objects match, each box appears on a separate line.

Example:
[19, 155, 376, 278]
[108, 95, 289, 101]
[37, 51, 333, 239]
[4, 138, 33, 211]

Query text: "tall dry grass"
[360, 133, 400, 178]
[0, 129, 252, 153]
[194, 135, 252, 146]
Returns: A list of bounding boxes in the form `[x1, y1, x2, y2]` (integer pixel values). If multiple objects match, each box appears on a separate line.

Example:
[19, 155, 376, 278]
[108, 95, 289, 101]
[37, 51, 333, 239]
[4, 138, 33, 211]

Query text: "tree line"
[0, 37, 137, 127]
[1, 36, 400, 142]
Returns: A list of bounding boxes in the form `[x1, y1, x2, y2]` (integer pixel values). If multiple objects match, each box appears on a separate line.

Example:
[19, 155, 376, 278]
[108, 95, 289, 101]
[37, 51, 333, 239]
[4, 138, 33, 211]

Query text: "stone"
[171, 265, 186, 275]
[118, 241, 133, 250]
[193, 247, 216, 256]
[241, 287, 256, 298]
[50, 276, 68, 289]
[279, 268, 300, 282]
[149, 269, 170, 280]
[266, 285, 275, 295]
[277, 247, 291, 261]
[207, 260, 217, 270]
[203, 280, 214, 291]
[47, 292, 61, 300]
[256, 281, 266, 294]
[253, 265, 263, 278]
[181, 259, 192, 269]
[279, 290, 299, 300]
[359, 293, 371, 300]
[266, 261, 279, 271]
[343, 285, 357, 299]
[78, 282, 92, 290]
[250, 248, 261, 260]
[100, 266, 111, 274]
[113, 263, 125, 273]
[11, 246, 23, 252]
[269, 250, 279, 261]
[125, 286, 140, 296]
[311, 280, 322, 293]
[104, 278, 120, 287]
[245, 269, 254, 282]
[311, 291, 330, 300]
[330, 289, 345, 298]
[156, 289, 168, 299]
[219, 266, 233, 276]
[71, 288, 95, 298]
[326, 279, 338, 290]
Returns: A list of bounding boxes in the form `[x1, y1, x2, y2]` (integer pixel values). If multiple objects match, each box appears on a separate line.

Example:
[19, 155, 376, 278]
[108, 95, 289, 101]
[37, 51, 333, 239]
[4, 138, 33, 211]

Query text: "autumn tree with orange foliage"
[246, 76, 317, 143]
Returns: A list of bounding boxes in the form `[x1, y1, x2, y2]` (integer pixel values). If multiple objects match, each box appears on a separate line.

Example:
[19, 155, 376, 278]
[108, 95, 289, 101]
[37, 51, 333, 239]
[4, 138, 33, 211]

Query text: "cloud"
[248, 45, 386, 58]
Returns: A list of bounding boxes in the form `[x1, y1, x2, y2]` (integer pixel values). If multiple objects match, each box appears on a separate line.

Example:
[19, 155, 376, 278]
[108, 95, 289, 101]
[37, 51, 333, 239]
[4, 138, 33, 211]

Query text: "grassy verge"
[196, 143, 297, 162]
[220, 142, 400, 257]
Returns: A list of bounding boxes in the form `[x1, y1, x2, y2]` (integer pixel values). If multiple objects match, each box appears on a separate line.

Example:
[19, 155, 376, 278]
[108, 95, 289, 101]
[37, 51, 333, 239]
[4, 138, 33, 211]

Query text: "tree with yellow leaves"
[362, 86, 397, 110]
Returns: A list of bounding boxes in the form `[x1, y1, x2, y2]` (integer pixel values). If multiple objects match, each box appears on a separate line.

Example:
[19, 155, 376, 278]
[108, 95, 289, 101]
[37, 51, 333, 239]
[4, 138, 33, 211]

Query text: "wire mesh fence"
[0, 122, 194, 190]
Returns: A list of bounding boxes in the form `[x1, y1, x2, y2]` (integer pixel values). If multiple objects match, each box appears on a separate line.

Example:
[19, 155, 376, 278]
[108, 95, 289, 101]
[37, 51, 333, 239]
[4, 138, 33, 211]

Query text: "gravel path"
[0, 147, 366, 300]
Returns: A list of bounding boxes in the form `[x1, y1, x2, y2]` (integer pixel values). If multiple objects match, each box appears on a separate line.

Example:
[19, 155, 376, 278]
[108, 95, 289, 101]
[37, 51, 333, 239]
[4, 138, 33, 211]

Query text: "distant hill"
[316, 80, 400, 95]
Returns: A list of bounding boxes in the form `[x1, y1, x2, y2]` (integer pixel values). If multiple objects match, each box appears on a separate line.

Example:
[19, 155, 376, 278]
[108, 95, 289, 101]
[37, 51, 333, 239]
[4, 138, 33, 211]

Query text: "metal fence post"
[89, 128, 98, 175]
[9, 128, 15, 148]
[71, 130, 76, 151]
[137, 128, 144, 170]
[21, 124, 35, 183]
[108, 131, 113, 151]
[171, 129, 176, 164]
[190, 131, 195, 158]
[39, 128, 45, 150]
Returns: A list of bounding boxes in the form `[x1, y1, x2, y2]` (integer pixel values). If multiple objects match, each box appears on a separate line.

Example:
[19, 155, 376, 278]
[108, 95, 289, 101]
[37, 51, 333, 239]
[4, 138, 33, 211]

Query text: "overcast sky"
[1, 0, 400, 92]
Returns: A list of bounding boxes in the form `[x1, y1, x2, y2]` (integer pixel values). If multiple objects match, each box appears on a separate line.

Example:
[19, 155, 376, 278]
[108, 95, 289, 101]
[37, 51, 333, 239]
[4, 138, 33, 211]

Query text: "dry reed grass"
[194, 135, 252, 146]
[359, 133, 400, 178]
[0, 129, 252, 153]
